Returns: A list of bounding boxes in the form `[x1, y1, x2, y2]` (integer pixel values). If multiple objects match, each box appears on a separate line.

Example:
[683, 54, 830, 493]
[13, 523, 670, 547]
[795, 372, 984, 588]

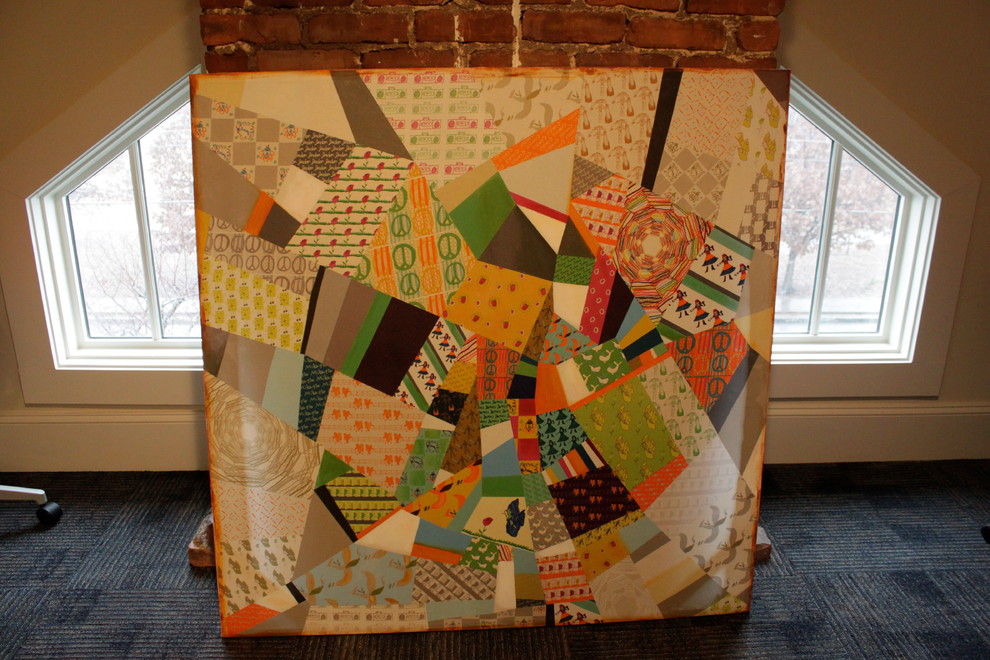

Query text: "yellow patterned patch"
[572, 511, 642, 581]
[444, 262, 551, 352]
[441, 360, 477, 394]
[200, 256, 307, 351]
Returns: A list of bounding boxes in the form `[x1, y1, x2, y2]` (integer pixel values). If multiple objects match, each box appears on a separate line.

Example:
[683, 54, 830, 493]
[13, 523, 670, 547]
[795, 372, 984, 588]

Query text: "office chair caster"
[1, 485, 62, 525]
[982, 525, 990, 545]
[37, 501, 63, 525]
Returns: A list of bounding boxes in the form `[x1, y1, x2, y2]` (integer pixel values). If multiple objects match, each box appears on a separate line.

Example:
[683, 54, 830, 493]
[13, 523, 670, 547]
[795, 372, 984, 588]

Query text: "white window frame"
[771, 78, 941, 366]
[27, 71, 202, 372]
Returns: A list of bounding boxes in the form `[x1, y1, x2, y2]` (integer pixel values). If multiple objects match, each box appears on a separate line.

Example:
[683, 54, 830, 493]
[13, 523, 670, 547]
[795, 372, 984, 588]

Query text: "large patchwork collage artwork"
[190, 67, 788, 636]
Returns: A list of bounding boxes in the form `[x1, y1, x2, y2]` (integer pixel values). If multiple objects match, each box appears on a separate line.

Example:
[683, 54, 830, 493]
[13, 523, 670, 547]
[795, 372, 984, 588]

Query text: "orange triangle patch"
[403, 460, 483, 528]
[534, 360, 569, 415]
[223, 603, 281, 637]
[492, 109, 580, 171]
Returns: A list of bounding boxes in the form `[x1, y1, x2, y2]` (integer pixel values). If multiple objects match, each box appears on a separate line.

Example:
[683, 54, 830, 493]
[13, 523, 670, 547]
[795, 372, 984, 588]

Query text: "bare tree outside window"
[776, 109, 899, 336]
[66, 103, 199, 340]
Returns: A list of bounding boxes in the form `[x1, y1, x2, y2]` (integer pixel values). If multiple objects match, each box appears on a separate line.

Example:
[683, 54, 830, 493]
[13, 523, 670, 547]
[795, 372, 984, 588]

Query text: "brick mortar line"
[206, 45, 774, 60]
[511, 0, 522, 66]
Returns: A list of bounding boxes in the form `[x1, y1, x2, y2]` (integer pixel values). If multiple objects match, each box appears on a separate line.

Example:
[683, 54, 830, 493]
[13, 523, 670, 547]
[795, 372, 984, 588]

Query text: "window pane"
[140, 103, 201, 338]
[775, 111, 831, 334]
[66, 151, 152, 338]
[819, 151, 899, 333]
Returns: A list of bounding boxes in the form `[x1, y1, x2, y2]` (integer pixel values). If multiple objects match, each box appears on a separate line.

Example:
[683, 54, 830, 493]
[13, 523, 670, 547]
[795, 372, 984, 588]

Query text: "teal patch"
[297, 356, 334, 441]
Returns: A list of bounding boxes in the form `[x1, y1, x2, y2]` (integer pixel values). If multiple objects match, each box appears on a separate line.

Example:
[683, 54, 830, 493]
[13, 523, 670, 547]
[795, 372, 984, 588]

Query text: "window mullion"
[128, 143, 164, 341]
[874, 195, 904, 339]
[808, 143, 843, 336]
[56, 196, 94, 350]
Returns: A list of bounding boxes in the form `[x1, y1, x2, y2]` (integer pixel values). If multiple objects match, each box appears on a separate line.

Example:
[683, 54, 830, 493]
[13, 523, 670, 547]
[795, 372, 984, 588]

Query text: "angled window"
[27, 72, 202, 370]
[772, 78, 940, 364]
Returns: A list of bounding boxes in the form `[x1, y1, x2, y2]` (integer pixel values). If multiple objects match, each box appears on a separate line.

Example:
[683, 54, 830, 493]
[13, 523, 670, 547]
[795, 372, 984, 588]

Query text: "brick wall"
[201, 0, 783, 72]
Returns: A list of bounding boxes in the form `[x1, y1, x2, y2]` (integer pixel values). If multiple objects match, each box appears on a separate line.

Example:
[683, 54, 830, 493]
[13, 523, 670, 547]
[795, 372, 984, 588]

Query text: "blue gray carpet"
[1, 461, 988, 658]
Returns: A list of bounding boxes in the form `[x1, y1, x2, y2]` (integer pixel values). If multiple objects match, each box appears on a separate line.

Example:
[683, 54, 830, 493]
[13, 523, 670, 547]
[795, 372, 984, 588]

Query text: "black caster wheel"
[982, 525, 990, 545]
[37, 501, 62, 525]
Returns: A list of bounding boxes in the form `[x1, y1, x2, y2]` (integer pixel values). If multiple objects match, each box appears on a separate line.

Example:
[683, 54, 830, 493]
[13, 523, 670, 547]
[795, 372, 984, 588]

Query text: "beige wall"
[0, 1, 202, 412]
[0, 2, 201, 158]
[0, 283, 24, 409]
[779, 1, 990, 403]
[0, 1, 987, 468]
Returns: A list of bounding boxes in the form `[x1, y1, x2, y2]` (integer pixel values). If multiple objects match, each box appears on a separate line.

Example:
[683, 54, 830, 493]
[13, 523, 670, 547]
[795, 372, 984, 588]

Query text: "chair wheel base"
[37, 501, 62, 525]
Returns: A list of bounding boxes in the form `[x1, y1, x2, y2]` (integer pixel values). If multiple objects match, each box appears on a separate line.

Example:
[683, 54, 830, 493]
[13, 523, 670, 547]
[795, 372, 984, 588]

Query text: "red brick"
[200, 0, 245, 8]
[470, 48, 513, 67]
[460, 11, 515, 43]
[678, 53, 777, 68]
[361, 47, 458, 68]
[475, 0, 511, 4]
[519, 49, 571, 66]
[247, 14, 303, 43]
[364, 0, 446, 6]
[686, 0, 784, 16]
[521, 0, 573, 4]
[575, 50, 675, 67]
[586, 0, 678, 10]
[201, 14, 302, 45]
[204, 51, 252, 73]
[201, 15, 243, 46]
[257, 48, 359, 70]
[254, 0, 352, 5]
[416, 10, 456, 42]
[737, 18, 779, 51]
[523, 11, 626, 44]
[627, 16, 725, 50]
[309, 13, 409, 44]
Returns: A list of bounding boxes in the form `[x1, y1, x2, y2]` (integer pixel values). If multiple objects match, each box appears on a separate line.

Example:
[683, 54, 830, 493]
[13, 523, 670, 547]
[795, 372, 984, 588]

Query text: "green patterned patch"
[394, 427, 454, 505]
[458, 537, 499, 575]
[573, 340, 631, 391]
[326, 473, 399, 533]
[553, 254, 595, 285]
[537, 408, 589, 469]
[478, 399, 510, 428]
[522, 471, 552, 506]
[572, 378, 679, 492]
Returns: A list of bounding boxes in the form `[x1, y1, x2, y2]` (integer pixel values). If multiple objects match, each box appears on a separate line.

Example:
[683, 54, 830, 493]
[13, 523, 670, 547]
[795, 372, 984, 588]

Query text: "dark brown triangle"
[479, 206, 558, 280]
[442, 384, 482, 475]
[558, 219, 595, 259]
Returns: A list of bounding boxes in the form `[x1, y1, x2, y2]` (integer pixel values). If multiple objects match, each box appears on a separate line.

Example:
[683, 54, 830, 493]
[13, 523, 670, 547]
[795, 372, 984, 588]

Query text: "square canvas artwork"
[191, 67, 788, 636]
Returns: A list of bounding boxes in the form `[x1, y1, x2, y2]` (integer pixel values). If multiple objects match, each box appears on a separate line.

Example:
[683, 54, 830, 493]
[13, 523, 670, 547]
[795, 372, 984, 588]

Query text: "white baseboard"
[0, 400, 988, 471]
